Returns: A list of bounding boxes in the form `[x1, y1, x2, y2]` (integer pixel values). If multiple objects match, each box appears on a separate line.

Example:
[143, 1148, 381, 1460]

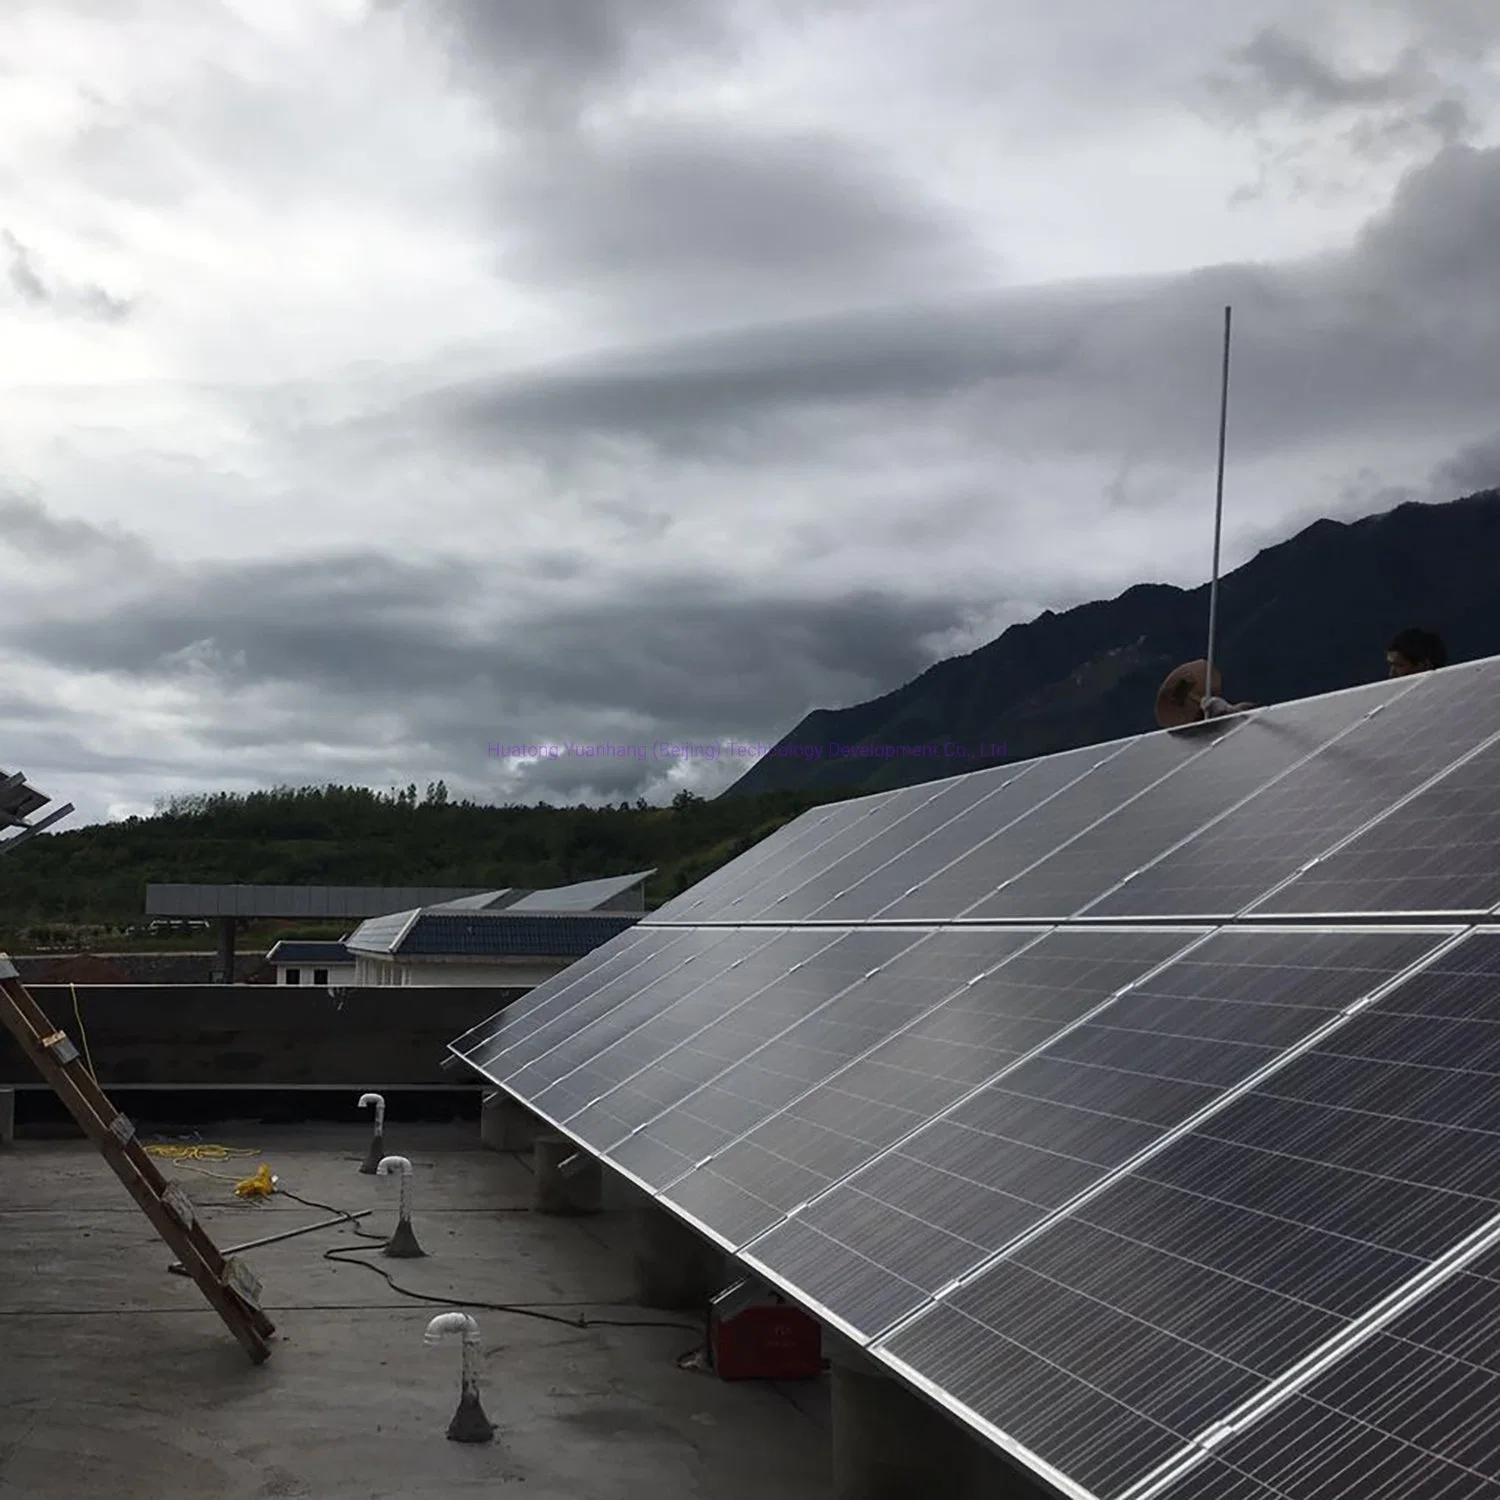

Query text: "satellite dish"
[1155, 659, 1222, 729]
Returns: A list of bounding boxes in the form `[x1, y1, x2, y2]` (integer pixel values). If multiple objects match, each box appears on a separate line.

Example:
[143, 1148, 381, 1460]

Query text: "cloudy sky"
[3, 0, 1499, 826]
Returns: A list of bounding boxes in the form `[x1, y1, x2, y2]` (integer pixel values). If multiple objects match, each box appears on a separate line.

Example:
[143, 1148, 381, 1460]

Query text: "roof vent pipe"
[357, 1092, 385, 1174]
[424, 1312, 496, 1443]
[376, 1154, 425, 1258]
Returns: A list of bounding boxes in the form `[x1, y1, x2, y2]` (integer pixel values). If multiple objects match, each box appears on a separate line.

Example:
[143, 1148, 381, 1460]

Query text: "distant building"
[344, 872, 652, 988]
[345, 910, 642, 987]
[265, 940, 357, 988]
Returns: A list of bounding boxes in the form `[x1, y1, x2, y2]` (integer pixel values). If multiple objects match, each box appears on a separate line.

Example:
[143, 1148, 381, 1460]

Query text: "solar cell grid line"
[531, 927, 852, 1135]
[876, 726, 1242, 923]
[565, 927, 1039, 1159]
[966, 684, 1397, 922]
[648, 798, 870, 923]
[672, 782, 944, 923]
[602, 927, 929, 1193]
[453, 925, 707, 1076]
[448, 921, 661, 1060]
[1252, 722, 1500, 918]
[675, 927, 1199, 1253]
[657, 927, 1057, 1245]
[738, 926, 1449, 1345]
[862, 925, 1485, 1500]
[734, 762, 1042, 922]
[804, 746, 1124, 923]
[1081, 670, 1448, 919]
[1141, 1224, 1500, 1500]
[498, 927, 783, 1100]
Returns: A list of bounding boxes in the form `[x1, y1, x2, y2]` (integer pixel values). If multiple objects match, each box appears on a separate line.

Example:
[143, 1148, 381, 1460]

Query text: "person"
[1386, 628, 1446, 677]
[1155, 659, 1256, 728]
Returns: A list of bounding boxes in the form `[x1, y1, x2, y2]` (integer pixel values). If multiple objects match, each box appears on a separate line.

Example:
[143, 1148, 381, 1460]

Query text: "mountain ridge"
[726, 488, 1500, 797]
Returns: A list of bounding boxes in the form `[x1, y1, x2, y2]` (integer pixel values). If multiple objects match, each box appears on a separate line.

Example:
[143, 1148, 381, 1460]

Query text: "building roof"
[146, 884, 497, 918]
[266, 940, 353, 966]
[504, 871, 654, 912]
[426, 888, 522, 912]
[347, 910, 641, 959]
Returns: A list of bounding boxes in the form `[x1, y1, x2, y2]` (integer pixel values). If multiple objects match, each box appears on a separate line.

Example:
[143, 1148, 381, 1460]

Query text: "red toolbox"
[709, 1285, 823, 1380]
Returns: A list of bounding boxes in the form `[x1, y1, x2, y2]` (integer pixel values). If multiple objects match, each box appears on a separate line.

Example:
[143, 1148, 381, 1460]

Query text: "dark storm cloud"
[423, 143, 1500, 464]
[0, 229, 132, 322]
[7, 541, 969, 732]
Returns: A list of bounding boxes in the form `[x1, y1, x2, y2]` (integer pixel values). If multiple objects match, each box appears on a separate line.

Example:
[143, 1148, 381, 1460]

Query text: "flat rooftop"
[0, 1123, 830, 1499]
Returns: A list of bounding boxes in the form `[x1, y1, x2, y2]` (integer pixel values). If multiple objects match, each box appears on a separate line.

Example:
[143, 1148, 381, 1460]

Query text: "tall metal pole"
[1202, 304, 1233, 709]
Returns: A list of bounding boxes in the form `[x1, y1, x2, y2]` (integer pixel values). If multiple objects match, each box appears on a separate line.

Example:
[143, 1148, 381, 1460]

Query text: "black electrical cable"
[276, 1184, 703, 1336]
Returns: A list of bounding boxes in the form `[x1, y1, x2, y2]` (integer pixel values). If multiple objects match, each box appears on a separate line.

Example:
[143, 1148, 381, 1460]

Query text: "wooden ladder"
[0, 955, 275, 1363]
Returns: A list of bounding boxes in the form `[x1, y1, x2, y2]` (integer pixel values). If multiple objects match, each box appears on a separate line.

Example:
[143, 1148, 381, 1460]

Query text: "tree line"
[0, 781, 846, 937]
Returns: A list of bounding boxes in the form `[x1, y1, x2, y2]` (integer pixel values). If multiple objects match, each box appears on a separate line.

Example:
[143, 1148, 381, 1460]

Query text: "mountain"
[727, 488, 1500, 798]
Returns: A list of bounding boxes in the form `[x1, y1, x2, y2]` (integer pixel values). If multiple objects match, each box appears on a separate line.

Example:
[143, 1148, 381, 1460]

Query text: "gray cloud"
[1, 229, 132, 322]
[1231, 29, 1422, 110]
[12, 548, 961, 724]
[0, 493, 152, 562]
[391, 0, 729, 128]
[413, 142, 1500, 467]
[1, 509, 969, 806]
[499, 126, 982, 325]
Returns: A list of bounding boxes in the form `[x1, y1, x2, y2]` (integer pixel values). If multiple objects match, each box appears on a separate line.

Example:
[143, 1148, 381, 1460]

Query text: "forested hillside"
[0, 780, 842, 939]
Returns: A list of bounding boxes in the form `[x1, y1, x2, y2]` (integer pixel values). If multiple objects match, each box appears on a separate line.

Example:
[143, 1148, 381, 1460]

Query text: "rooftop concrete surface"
[0, 1123, 830, 1499]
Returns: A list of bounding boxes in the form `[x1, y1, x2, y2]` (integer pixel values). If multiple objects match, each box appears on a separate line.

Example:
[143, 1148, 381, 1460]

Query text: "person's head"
[1386, 628, 1447, 677]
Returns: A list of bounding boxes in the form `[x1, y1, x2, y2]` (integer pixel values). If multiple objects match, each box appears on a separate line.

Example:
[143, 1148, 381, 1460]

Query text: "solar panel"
[1254, 727, 1500, 917]
[735, 757, 1094, 922]
[1151, 1236, 1500, 1500]
[565, 927, 1031, 1160]
[446, 653, 1500, 1500]
[874, 928, 1488, 1500]
[965, 684, 1399, 922]
[536, 928, 850, 1136]
[498, 928, 782, 1102]
[740, 927, 1445, 1343]
[647, 797, 872, 923]
[451, 923, 697, 1073]
[672, 781, 947, 923]
[604, 928, 925, 1190]
[875, 725, 1241, 922]
[666, 927, 1196, 1250]
[1084, 666, 1484, 918]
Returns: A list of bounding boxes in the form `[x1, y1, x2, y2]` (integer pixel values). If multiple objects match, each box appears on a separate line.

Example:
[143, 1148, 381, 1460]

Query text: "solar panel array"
[450, 655, 1500, 1500]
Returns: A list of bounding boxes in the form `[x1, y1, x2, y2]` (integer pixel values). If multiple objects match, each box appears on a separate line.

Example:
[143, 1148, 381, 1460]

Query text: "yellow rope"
[70, 983, 95, 1078]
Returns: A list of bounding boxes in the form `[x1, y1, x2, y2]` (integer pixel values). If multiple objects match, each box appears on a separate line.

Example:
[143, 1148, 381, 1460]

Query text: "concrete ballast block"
[533, 1135, 602, 1215]
[481, 1094, 539, 1153]
[830, 1353, 1043, 1500]
[631, 1202, 725, 1311]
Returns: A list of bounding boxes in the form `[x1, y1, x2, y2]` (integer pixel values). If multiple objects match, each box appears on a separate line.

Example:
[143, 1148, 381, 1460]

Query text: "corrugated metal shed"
[504, 871, 654, 912]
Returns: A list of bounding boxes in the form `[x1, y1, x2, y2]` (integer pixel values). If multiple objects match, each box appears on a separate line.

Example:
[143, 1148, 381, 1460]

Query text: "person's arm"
[1200, 696, 1257, 717]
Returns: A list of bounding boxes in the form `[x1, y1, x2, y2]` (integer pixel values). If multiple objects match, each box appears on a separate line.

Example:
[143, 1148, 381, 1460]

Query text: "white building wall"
[275, 962, 358, 987]
[349, 954, 566, 988]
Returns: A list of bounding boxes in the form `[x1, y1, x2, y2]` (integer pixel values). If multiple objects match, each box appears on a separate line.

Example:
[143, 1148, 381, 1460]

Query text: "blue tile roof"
[397, 912, 642, 958]
[266, 940, 353, 965]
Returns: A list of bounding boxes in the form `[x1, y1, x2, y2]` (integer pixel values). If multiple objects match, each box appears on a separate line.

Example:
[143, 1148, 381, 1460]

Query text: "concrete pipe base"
[533, 1135, 603, 1216]
[831, 1360, 1043, 1500]
[631, 1203, 724, 1311]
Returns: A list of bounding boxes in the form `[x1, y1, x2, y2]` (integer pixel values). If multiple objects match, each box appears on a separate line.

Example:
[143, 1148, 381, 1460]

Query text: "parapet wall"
[0, 985, 526, 1087]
